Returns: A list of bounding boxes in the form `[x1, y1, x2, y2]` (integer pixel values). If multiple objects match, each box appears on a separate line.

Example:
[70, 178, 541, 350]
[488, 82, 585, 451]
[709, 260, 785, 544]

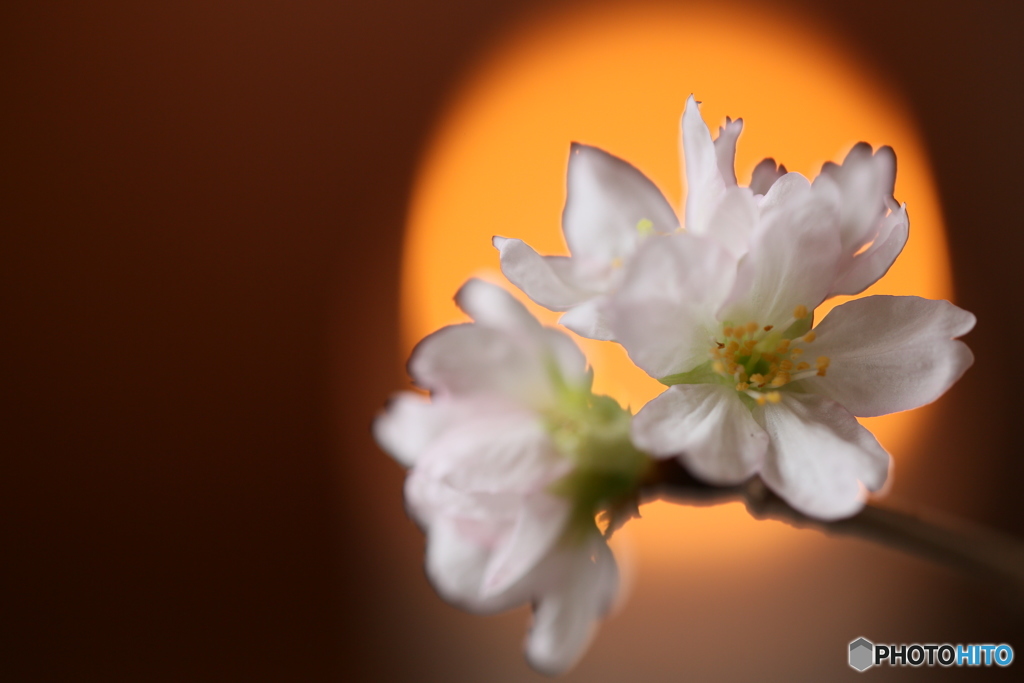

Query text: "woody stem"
[642, 460, 1024, 591]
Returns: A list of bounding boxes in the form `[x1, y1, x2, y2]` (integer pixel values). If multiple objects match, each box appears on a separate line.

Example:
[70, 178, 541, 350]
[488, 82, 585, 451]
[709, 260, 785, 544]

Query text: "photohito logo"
[848, 637, 1014, 671]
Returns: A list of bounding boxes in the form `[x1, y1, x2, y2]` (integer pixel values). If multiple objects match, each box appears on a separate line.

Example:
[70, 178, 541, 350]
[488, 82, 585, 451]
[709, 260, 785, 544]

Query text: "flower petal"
[373, 392, 448, 467]
[705, 185, 759, 258]
[557, 298, 615, 341]
[750, 158, 787, 196]
[682, 95, 726, 236]
[720, 178, 841, 327]
[493, 237, 598, 310]
[632, 384, 768, 484]
[525, 535, 618, 675]
[455, 277, 542, 334]
[829, 203, 909, 297]
[713, 116, 743, 187]
[409, 323, 549, 401]
[803, 295, 976, 417]
[608, 233, 736, 378]
[758, 392, 891, 520]
[817, 143, 896, 254]
[417, 402, 570, 496]
[563, 143, 679, 263]
[482, 493, 572, 598]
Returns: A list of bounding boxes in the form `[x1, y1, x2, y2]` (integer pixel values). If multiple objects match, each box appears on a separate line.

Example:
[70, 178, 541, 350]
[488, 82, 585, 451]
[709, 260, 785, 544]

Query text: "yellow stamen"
[779, 359, 793, 371]
[726, 341, 739, 353]
[766, 391, 782, 404]
[742, 339, 756, 353]
[722, 326, 734, 338]
[816, 356, 830, 377]
[756, 395, 767, 406]
[770, 372, 790, 387]
[611, 257, 623, 269]
[793, 305, 808, 319]
[750, 373, 765, 385]
[735, 382, 749, 391]
[790, 348, 804, 356]
[712, 361, 726, 374]
[763, 325, 773, 331]
[796, 361, 810, 371]
[802, 330, 817, 343]
[745, 321, 759, 335]
[775, 339, 790, 353]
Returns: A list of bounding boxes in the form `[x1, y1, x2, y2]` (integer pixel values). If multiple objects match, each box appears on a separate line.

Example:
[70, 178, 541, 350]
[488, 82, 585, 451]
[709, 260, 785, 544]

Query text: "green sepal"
[659, 361, 723, 387]
[782, 313, 814, 339]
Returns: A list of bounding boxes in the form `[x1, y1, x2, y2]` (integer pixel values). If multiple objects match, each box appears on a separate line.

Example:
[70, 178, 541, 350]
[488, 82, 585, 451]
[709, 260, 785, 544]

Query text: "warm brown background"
[4, 0, 1024, 680]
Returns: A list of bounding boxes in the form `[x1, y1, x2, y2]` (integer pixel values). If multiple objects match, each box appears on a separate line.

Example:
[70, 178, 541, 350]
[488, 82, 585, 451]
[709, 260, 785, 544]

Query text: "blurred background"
[4, 0, 1024, 680]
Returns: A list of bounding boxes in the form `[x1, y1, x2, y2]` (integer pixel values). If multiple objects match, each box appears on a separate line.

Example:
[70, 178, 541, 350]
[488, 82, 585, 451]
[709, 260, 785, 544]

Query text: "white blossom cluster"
[375, 96, 975, 674]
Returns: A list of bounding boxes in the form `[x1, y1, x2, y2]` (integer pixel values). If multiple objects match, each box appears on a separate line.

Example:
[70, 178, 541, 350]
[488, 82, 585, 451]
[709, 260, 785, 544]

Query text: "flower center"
[709, 305, 830, 405]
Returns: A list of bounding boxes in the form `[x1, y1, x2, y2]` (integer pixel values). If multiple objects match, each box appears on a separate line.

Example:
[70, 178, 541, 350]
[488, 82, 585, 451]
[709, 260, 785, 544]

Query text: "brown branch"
[641, 460, 1024, 591]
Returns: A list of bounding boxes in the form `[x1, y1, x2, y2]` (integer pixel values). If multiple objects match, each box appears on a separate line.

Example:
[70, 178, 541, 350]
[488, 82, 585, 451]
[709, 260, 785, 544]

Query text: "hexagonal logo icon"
[849, 637, 874, 672]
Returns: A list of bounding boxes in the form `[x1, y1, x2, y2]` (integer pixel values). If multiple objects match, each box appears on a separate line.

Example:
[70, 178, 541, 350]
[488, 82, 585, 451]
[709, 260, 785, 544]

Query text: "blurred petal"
[418, 404, 570, 495]
[632, 384, 767, 484]
[682, 95, 725, 236]
[558, 298, 615, 341]
[525, 537, 618, 676]
[493, 237, 597, 311]
[759, 393, 891, 520]
[373, 392, 447, 467]
[455, 277, 542, 334]
[482, 494, 572, 598]
[563, 143, 679, 263]
[609, 233, 736, 378]
[805, 295, 976, 417]
[409, 324, 549, 401]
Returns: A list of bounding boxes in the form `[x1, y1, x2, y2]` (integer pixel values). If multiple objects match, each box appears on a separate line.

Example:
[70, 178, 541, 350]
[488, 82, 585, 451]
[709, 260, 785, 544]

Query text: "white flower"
[608, 224, 975, 519]
[494, 144, 679, 340]
[374, 279, 647, 674]
[682, 95, 908, 291]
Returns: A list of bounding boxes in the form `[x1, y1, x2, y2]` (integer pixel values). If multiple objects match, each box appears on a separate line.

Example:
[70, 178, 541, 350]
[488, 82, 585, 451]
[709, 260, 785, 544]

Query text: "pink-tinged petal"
[758, 393, 891, 520]
[803, 295, 976, 417]
[563, 143, 679, 263]
[409, 323, 550, 401]
[609, 233, 736, 378]
[454, 277, 542, 334]
[706, 185, 759, 258]
[632, 385, 767, 485]
[829, 204, 909, 297]
[493, 237, 598, 311]
[720, 181, 841, 327]
[482, 493, 572, 598]
[424, 518, 533, 614]
[682, 95, 725, 236]
[373, 392, 447, 467]
[525, 535, 618, 675]
[558, 298, 615, 341]
[418, 403, 570, 496]
[540, 327, 592, 387]
[713, 116, 743, 187]
[750, 158, 787, 196]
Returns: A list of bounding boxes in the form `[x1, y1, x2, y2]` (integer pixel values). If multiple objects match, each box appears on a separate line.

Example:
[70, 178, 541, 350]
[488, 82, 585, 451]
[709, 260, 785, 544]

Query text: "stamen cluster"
[709, 305, 830, 405]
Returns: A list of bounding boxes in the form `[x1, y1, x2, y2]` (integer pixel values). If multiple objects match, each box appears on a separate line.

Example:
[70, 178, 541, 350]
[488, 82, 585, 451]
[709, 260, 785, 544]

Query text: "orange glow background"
[7, 0, 1023, 680]
[402, 2, 951, 569]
